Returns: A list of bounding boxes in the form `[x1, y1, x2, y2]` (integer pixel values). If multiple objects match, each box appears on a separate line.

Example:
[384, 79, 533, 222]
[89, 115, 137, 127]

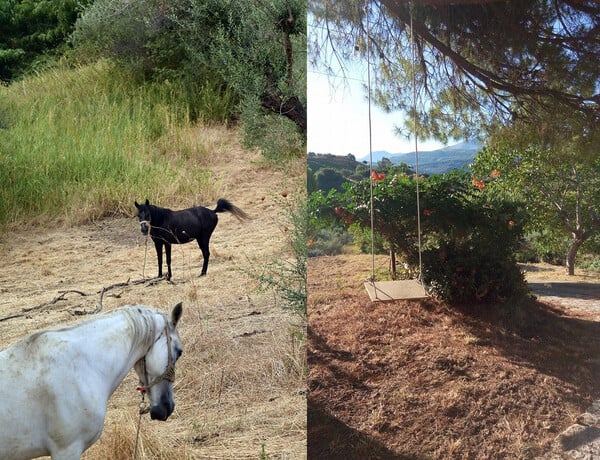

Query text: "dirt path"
[523, 262, 600, 320]
[0, 137, 307, 459]
[522, 264, 600, 459]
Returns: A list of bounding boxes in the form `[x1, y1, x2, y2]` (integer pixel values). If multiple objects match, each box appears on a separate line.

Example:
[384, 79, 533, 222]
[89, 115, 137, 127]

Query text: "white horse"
[0, 303, 183, 460]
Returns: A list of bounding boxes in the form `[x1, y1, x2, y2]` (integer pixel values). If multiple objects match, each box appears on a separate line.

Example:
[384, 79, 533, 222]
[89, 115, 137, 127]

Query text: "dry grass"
[0, 126, 306, 459]
[84, 295, 306, 460]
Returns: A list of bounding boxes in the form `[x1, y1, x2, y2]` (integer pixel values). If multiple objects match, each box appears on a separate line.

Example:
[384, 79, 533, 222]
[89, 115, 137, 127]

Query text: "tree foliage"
[0, 0, 88, 82]
[474, 111, 600, 274]
[312, 170, 528, 304]
[71, 0, 307, 156]
[314, 167, 346, 192]
[309, 0, 600, 141]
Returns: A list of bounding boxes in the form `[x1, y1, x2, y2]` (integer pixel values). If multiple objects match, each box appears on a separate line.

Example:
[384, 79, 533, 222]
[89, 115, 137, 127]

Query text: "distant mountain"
[359, 140, 482, 175]
[307, 152, 362, 173]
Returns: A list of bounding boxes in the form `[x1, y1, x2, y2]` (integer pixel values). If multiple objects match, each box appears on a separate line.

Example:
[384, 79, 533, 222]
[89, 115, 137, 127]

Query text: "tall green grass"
[0, 61, 226, 227]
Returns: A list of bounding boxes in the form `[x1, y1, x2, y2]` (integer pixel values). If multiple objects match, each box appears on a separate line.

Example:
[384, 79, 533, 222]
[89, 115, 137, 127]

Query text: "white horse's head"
[134, 302, 183, 421]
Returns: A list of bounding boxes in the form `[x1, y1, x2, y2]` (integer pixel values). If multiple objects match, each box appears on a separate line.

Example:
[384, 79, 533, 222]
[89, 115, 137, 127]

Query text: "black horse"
[135, 198, 248, 280]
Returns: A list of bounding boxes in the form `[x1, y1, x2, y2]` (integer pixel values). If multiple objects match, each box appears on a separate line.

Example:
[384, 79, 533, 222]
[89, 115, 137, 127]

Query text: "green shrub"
[249, 195, 307, 318]
[307, 227, 353, 257]
[515, 236, 540, 263]
[239, 98, 305, 162]
[517, 231, 568, 266]
[325, 171, 529, 304]
[582, 257, 600, 272]
[347, 224, 387, 255]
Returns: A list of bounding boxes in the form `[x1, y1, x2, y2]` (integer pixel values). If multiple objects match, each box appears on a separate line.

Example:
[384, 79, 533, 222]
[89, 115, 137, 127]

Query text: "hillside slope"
[310, 141, 481, 178]
[0, 127, 307, 459]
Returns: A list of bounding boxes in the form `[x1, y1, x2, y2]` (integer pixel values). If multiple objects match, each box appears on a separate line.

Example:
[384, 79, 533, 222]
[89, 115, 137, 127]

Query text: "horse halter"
[136, 318, 176, 394]
[139, 219, 151, 235]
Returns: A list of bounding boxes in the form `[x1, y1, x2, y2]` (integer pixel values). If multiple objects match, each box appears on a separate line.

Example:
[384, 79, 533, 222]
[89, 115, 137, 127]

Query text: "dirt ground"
[0, 132, 307, 459]
[308, 254, 600, 459]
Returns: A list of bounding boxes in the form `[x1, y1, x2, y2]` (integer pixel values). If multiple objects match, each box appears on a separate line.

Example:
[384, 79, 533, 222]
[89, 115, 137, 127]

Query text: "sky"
[306, 13, 450, 159]
[307, 59, 446, 159]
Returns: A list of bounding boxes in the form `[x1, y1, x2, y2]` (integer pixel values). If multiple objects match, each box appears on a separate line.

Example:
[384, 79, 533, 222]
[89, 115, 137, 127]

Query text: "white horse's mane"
[120, 305, 165, 352]
[19, 305, 164, 353]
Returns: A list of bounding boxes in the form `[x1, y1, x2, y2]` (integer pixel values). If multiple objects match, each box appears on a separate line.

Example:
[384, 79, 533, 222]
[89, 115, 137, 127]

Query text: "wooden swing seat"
[364, 279, 428, 301]
[362, 8, 429, 304]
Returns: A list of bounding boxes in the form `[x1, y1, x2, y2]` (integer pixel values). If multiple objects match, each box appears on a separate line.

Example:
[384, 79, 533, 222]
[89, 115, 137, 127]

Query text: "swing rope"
[365, 0, 376, 283]
[365, 1, 424, 288]
[409, 3, 425, 283]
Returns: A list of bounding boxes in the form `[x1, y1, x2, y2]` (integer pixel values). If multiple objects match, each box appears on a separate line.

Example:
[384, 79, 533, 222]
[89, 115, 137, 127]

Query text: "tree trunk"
[260, 94, 307, 136]
[390, 249, 397, 280]
[565, 238, 583, 276]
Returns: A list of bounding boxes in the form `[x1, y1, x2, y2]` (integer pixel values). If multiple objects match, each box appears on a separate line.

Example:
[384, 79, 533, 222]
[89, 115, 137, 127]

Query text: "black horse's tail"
[214, 198, 250, 221]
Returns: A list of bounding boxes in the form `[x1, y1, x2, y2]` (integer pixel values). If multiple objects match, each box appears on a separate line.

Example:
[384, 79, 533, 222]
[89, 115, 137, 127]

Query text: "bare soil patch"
[0, 132, 306, 459]
[522, 262, 600, 320]
[308, 254, 600, 459]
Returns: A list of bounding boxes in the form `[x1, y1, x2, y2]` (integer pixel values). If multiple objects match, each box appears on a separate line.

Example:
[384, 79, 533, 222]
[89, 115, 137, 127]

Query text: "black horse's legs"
[198, 239, 210, 276]
[165, 243, 172, 280]
[153, 240, 164, 278]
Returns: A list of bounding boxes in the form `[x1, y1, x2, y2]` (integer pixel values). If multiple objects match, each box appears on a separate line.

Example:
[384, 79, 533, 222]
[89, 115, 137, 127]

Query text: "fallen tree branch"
[0, 290, 91, 322]
[21, 290, 90, 313]
[70, 276, 164, 316]
[0, 313, 26, 322]
[0, 276, 165, 322]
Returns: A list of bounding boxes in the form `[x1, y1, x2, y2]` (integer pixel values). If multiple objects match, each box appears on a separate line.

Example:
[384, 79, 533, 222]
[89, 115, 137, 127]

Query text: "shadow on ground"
[459, 299, 600, 394]
[308, 402, 424, 460]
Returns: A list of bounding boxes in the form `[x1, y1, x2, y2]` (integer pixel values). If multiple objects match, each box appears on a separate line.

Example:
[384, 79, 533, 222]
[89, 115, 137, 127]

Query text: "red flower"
[371, 171, 385, 181]
[472, 178, 486, 190]
[508, 220, 515, 227]
[423, 209, 433, 216]
[491, 169, 500, 178]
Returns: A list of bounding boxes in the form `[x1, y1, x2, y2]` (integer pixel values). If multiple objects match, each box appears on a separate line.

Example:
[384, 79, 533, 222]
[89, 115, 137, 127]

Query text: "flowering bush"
[323, 170, 529, 304]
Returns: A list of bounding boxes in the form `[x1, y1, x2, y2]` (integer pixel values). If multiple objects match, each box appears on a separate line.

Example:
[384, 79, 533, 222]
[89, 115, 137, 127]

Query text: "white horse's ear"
[171, 302, 183, 327]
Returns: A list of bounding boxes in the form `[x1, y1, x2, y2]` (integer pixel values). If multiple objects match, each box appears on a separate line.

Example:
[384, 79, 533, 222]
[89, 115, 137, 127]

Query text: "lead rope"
[142, 236, 148, 279]
[134, 356, 150, 460]
[133, 317, 173, 460]
[133, 391, 146, 460]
